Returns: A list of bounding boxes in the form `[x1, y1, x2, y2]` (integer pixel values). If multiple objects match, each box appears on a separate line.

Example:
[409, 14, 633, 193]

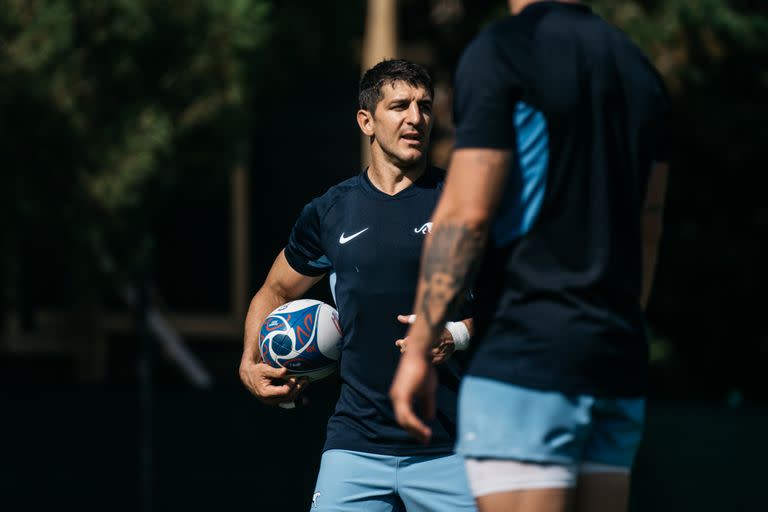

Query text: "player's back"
[491, 3, 667, 296]
[531, 5, 666, 287]
[456, 2, 668, 397]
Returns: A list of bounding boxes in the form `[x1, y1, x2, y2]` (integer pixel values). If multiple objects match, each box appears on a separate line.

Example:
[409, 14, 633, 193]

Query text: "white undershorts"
[464, 458, 630, 497]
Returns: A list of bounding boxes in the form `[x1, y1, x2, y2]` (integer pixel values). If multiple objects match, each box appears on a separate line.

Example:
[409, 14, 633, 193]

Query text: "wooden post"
[361, 0, 398, 169]
[231, 164, 250, 322]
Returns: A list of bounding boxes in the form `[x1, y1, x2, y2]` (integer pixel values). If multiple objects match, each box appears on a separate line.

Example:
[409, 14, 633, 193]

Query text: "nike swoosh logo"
[339, 227, 369, 244]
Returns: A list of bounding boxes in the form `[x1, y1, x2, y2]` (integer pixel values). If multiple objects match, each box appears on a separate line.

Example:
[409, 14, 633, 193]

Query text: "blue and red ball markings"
[259, 337, 280, 367]
[260, 304, 334, 372]
[259, 315, 288, 367]
[291, 306, 317, 350]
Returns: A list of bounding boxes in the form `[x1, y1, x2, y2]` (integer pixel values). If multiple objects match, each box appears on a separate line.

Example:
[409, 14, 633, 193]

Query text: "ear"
[357, 109, 375, 137]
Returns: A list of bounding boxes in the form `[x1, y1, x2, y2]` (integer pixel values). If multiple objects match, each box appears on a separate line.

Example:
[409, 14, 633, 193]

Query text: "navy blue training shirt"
[284, 166, 468, 455]
[453, 2, 669, 397]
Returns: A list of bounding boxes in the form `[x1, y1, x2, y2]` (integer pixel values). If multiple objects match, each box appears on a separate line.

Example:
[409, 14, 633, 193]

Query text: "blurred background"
[1, 1, 767, 511]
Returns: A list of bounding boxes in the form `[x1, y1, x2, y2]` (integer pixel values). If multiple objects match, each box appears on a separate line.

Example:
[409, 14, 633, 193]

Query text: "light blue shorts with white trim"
[456, 376, 645, 469]
[310, 449, 477, 511]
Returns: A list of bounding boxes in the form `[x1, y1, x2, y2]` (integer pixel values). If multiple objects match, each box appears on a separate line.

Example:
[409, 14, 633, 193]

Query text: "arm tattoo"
[419, 223, 485, 333]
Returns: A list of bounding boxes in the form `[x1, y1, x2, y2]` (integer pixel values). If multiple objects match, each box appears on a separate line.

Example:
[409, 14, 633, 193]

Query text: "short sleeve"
[453, 31, 519, 149]
[283, 200, 331, 277]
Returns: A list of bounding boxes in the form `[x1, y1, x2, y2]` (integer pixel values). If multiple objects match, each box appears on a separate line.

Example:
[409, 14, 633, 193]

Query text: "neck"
[367, 147, 426, 196]
[508, 0, 580, 14]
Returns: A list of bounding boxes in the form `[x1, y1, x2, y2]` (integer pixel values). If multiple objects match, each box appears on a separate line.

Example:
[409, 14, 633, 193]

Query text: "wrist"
[402, 348, 431, 363]
[242, 350, 261, 365]
[445, 321, 470, 351]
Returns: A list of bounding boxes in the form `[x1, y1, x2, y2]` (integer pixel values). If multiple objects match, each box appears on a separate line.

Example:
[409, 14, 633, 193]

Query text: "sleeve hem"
[283, 249, 328, 277]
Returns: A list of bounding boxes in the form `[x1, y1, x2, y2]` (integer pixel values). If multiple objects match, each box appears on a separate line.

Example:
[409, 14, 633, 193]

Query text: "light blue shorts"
[310, 449, 477, 511]
[456, 376, 645, 469]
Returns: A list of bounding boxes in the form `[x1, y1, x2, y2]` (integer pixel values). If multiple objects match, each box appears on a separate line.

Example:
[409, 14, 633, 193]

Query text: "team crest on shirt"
[414, 222, 432, 234]
[312, 491, 321, 508]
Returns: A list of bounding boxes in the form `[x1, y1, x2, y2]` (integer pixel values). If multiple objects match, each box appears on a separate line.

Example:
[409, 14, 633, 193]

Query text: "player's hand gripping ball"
[259, 299, 343, 381]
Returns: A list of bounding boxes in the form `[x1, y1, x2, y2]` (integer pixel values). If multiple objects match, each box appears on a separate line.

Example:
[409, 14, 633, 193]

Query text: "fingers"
[242, 362, 311, 406]
[287, 377, 310, 401]
[392, 397, 433, 444]
[421, 389, 436, 424]
[389, 356, 435, 444]
[400, 341, 450, 362]
[429, 345, 442, 364]
[241, 361, 285, 398]
[429, 335, 456, 365]
[275, 377, 310, 408]
[259, 364, 290, 379]
[257, 380, 294, 402]
[396, 313, 413, 352]
[277, 382, 312, 409]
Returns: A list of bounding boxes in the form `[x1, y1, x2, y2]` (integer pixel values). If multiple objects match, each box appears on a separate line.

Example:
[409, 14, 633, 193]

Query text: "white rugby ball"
[258, 299, 342, 381]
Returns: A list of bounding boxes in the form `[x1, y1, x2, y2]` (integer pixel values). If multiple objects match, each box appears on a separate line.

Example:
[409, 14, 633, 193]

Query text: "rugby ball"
[258, 299, 342, 381]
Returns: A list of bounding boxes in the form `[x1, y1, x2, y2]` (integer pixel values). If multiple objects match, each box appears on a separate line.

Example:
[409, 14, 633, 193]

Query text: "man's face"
[364, 81, 434, 167]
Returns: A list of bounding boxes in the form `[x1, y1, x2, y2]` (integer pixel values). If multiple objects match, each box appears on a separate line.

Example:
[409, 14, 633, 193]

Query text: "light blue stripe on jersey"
[308, 254, 332, 269]
[492, 101, 549, 246]
[329, 271, 338, 305]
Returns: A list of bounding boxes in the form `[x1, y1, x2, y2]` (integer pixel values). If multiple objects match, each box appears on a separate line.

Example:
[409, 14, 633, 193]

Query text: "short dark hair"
[359, 59, 433, 113]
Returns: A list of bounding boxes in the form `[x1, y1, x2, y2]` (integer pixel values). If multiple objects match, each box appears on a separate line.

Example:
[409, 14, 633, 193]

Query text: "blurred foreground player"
[240, 59, 476, 511]
[390, 1, 669, 511]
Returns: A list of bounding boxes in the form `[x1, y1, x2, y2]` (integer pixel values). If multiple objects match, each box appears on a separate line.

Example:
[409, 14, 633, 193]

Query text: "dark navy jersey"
[453, 2, 669, 396]
[284, 166, 469, 456]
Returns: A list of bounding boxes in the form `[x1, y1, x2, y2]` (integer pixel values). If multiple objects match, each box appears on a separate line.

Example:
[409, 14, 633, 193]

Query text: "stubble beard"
[380, 140, 427, 173]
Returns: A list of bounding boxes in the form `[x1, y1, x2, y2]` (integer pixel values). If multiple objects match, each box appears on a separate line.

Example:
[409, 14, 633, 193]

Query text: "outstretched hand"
[394, 314, 456, 364]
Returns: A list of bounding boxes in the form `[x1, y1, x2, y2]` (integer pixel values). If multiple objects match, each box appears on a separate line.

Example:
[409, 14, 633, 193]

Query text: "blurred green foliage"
[592, 0, 768, 93]
[1, 0, 270, 267]
[0, 0, 765, 392]
[3, 0, 767, 338]
[403, 0, 768, 391]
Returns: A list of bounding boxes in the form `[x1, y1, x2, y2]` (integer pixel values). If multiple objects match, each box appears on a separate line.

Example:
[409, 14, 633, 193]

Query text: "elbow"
[255, 279, 291, 306]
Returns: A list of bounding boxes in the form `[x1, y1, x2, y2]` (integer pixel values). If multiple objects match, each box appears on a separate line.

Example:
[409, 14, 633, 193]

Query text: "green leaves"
[591, 0, 768, 93]
[0, 0, 271, 264]
[83, 106, 172, 213]
[2, 1, 72, 71]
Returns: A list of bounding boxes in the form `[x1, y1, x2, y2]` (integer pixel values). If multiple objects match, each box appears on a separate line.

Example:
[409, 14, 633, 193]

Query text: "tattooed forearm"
[419, 223, 486, 333]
